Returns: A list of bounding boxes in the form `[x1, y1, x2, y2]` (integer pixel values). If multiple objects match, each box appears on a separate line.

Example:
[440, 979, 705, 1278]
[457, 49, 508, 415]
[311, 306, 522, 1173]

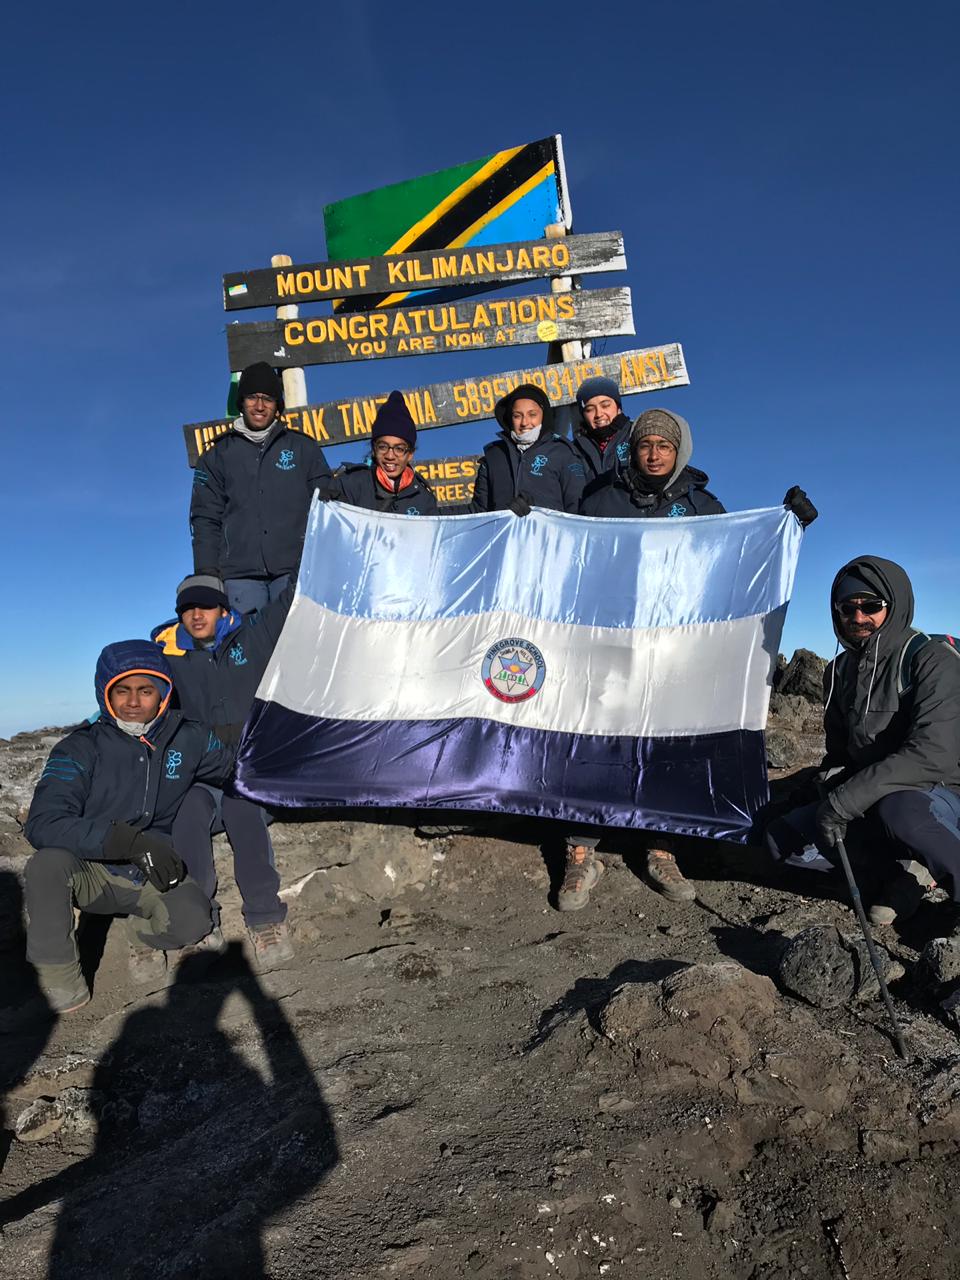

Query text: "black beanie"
[237, 362, 284, 412]
[371, 391, 417, 449]
[833, 571, 877, 602]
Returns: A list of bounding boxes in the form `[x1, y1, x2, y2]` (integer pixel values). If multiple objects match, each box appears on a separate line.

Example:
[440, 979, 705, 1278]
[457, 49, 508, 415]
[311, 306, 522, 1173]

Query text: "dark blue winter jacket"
[471, 432, 585, 514]
[190, 421, 331, 579]
[152, 589, 293, 741]
[332, 462, 439, 516]
[579, 465, 725, 518]
[572, 413, 633, 482]
[25, 642, 234, 874]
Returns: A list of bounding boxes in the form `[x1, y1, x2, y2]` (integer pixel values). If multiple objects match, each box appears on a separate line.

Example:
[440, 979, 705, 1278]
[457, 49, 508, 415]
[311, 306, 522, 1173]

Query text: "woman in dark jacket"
[470, 383, 585, 514]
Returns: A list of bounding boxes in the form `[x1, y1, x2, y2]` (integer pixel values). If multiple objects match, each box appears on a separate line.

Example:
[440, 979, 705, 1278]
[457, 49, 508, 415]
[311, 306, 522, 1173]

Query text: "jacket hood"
[630, 409, 693, 490]
[151, 610, 243, 657]
[829, 556, 914, 655]
[95, 640, 174, 722]
[494, 383, 555, 434]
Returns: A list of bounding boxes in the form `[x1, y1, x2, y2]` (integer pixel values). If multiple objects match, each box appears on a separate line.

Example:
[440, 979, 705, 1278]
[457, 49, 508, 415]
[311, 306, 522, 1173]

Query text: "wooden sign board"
[323, 134, 570, 310]
[223, 231, 624, 311]
[226, 287, 633, 370]
[413, 456, 479, 508]
[183, 343, 688, 466]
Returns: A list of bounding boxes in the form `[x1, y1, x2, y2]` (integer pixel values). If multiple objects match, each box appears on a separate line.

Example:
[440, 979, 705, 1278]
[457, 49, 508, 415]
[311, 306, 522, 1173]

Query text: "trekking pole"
[835, 836, 909, 1060]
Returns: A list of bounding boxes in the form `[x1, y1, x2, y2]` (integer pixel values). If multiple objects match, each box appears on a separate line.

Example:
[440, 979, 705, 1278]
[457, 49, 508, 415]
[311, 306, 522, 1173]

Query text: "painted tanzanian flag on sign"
[234, 501, 804, 842]
[323, 135, 569, 310]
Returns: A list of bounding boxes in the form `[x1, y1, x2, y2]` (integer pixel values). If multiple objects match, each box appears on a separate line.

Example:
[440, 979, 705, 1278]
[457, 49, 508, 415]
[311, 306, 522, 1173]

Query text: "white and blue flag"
[235, 502, 803, 841]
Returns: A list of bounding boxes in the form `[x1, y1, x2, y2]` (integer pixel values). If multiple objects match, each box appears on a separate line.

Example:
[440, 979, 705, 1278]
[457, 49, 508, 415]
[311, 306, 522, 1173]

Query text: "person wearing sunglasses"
[327, 390, 439, 515]
[766, 556, 960, 932]
[190, 362, 332, 615]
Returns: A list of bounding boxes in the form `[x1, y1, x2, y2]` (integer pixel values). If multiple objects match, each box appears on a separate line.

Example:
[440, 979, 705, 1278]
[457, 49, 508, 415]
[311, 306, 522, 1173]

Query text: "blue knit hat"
[371, 391, 417, 450]
[576, 376, 621, 411]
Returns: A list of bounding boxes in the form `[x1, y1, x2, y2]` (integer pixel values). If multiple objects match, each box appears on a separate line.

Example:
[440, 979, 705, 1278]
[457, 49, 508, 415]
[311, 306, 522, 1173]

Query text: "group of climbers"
[23, 357, 960, 1021]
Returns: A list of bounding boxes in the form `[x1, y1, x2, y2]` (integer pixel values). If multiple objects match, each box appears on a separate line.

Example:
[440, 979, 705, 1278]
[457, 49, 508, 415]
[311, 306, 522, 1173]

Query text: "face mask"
[116, 717, 157, 737]
[510, 424, 543, 450]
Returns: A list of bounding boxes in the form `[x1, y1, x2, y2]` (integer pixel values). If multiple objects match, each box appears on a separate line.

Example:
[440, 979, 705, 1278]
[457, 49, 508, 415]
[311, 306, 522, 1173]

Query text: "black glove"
[106, 822, 185, 892]
[508, 494, 532, 517]
[783, 486, 818, 528]
[815, 797, 848, 849]
[314, 477, 339, 502]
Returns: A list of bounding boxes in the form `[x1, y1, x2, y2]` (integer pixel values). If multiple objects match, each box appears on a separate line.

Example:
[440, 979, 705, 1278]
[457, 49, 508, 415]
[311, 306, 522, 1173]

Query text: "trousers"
[172, 785, 286, 926]
[25, 847, 212, 967]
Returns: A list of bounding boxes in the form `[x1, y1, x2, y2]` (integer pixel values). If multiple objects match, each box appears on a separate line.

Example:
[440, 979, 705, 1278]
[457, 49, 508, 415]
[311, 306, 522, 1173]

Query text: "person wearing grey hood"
[766, 556, 960, 929]
[569, 407, 817, 910]
[190, 362, 332, 615]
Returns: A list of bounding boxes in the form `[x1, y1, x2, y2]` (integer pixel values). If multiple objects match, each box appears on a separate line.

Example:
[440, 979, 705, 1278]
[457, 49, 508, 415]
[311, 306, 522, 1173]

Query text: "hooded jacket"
[332, 461, 439, 516]
[578, 410, 725, 518]
[190, 419, 331, 580]
[822, 556, 960, 820]
[572, 413, 633, 481]
[25, 642, 235, 873]
[152, 587, 294, 742]
[470, 384, 585, 514]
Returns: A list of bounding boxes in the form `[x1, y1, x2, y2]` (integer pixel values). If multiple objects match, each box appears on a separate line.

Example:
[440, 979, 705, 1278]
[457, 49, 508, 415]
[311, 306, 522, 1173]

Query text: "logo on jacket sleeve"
[529, 454, 548, 477]
[276, 449, 296, 471]
[616, 441, 629, 463]
[164, 749, 183, 780]
[481, 638, 546, 703]
[229, 642, 248, 666]
[405, 507, 420, 516]
[668, 502, 688, 517]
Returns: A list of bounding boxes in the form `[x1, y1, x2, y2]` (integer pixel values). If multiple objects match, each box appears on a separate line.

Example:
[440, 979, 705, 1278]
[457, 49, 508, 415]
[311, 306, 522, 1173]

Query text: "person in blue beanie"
[23, 641, 234, 1013]
[571, 375, 633, 483]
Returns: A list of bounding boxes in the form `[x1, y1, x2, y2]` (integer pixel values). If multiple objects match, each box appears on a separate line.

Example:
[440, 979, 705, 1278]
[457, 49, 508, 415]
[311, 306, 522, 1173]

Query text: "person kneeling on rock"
[153, 573, 294, 972]
[23, 641, 234, 1013]
[765, 556, 960, 931]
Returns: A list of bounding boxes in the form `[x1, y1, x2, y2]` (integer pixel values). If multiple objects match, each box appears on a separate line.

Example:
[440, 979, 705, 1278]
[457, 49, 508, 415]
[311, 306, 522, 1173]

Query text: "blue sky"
[1, 0, 957, 736]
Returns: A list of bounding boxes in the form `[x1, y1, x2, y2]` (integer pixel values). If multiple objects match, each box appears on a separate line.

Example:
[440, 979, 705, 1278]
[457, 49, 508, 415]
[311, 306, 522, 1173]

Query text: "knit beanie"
[576, 376, 621, 411]
[631, 408, 682, 452]
[833, 572, 877, 602]
[371, 391, 417, 449]
[237, 362, 284, 412]
[176, 573, 229, 614]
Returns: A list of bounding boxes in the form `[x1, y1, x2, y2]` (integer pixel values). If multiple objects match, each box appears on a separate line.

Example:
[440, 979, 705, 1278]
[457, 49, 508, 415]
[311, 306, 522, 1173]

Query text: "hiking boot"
[248, 920, 295, 972]
[557, 846, 604, 912]
[37, 963, 91, 1015]
[128, 942, 168, 986]
[645, 847, 696, 903]
[176, 926, 228, 963]
[868, 866, 930, 926]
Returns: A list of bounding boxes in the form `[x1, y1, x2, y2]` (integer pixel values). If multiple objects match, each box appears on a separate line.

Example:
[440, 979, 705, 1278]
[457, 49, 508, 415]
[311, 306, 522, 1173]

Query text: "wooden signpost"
[223, 230, 624, 311]
[226, 286, 633, 370]
[183, 344, 689, 465]
[413, 456, 479, 508]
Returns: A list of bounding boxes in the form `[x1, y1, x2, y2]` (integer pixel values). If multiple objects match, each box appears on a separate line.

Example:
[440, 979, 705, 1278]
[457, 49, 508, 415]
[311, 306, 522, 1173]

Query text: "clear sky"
[1, 0, 957, 736]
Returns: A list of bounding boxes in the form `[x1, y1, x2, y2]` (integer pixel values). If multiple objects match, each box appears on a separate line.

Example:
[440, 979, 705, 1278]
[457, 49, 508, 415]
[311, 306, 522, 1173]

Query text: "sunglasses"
[834, 598, 888, 618]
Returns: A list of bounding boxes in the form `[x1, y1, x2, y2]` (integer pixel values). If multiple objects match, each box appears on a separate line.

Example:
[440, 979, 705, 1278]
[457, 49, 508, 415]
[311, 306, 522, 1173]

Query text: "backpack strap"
[897, 631, 931, 696]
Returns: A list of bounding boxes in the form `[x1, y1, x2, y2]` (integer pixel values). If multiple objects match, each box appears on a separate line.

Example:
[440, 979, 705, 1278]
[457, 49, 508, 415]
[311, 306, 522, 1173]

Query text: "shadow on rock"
[523, 957, 688, 1052]
[4, 943, 338, 1279]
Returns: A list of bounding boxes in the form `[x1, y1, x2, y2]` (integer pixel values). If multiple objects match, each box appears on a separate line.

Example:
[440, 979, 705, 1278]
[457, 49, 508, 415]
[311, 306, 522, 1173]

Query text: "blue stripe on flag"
[235, 701, 768, 842]
[300, 503, 801, 630]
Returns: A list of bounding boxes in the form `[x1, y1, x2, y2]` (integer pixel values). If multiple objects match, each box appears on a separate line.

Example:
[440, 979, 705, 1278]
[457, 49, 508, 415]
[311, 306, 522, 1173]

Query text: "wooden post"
[544, 223, 590, 364]
[271, 254, 308, 410]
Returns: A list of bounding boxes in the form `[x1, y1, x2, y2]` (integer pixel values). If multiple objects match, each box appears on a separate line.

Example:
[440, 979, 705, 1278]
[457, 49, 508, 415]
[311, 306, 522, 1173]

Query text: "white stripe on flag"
[257, 598, 777, 738]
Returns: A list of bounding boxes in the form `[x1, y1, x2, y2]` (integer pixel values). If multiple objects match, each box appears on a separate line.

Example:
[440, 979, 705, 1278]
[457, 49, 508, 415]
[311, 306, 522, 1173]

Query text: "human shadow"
[3, 944, 338, 1278]
[0, 870, 55, 1175]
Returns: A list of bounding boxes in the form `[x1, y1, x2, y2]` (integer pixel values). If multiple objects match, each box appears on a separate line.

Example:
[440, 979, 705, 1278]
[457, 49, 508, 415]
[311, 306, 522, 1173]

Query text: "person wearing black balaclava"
[766, 556, 960, 935]
[470, 383, 585, 515]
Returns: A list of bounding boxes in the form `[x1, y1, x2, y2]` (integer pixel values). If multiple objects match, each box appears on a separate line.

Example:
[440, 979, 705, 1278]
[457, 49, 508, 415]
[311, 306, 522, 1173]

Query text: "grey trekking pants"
[24, 846, 213, 968]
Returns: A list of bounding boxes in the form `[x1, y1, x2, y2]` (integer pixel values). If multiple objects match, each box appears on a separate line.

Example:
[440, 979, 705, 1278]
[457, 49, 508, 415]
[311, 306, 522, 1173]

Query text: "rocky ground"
[3, 652, 960, 1279]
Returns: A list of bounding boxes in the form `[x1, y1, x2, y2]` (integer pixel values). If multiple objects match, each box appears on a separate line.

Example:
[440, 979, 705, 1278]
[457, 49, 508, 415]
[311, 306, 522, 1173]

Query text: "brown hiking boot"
[37, 963, 91, 1015]
[557, 846, 604, 912]
[868, 864, 931, 926]
[248, 920, 295, 972]
[645, 847, 696, 903]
